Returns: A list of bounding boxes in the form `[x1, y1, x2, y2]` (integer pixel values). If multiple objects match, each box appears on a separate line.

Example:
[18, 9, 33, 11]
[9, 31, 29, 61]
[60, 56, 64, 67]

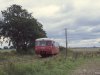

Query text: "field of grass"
[0, 48, 99, 75]
[0, 49, 16, 53]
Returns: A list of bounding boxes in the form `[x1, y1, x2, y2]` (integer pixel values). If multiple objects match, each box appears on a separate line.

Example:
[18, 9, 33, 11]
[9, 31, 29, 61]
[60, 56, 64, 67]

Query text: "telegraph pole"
[65, 28, 68, 58]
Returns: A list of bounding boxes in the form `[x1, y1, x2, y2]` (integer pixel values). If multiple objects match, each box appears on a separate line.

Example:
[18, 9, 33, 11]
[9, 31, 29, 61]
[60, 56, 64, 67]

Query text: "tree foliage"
[0, 4, 47, 53]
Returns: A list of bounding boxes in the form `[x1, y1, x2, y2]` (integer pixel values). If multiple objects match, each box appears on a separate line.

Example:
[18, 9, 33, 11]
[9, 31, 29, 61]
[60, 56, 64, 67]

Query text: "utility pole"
[65, 28, 68, 58]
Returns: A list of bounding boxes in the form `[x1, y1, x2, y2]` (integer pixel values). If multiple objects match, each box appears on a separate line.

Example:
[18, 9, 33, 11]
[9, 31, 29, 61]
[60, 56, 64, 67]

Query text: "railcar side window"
[46, 41, 52, 46]
[39, 41, 46, 46]
[36, 41, 46, 46]
[36, 40, 59, 47]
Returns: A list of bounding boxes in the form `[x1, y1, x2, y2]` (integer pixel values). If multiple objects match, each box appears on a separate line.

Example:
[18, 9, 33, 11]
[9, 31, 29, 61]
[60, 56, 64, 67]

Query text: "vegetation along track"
[71, 57, 100, 75]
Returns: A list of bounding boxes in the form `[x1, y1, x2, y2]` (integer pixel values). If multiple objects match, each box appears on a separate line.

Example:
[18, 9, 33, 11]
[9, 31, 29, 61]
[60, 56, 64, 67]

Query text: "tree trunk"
[16, 45, 21, 53]
[16, 42, 22, 53]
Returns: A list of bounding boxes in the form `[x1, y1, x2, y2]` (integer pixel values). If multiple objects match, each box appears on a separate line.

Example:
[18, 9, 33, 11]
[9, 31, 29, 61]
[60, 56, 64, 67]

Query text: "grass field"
[0, 48, 99, 75]
[70, 47, 100, 52]
[0, 49, 16, 53]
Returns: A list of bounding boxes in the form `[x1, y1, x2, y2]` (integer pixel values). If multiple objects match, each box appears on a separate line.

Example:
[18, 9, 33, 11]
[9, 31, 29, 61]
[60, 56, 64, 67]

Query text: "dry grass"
[0, 48, 99, 75]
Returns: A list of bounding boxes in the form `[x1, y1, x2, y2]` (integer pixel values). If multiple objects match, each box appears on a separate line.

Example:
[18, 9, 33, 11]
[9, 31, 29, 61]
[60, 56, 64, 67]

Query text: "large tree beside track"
[0, 4, 47, 54]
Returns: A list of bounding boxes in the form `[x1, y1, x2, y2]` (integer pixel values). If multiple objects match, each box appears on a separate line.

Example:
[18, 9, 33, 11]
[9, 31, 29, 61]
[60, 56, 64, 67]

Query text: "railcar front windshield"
[36, 40, 52, 46]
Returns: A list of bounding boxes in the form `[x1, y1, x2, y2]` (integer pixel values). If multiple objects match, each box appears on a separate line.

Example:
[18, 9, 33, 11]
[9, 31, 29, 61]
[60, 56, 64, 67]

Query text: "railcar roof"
[36, 38, 54, 41]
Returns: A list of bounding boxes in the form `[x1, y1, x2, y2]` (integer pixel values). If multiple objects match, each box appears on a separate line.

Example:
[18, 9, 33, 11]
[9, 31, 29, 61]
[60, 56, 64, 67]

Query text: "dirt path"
[71, 58, 100, 75]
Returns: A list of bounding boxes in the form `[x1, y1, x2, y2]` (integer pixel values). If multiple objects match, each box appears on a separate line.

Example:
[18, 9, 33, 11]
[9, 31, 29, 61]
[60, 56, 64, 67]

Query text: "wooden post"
[65, 28, 68, 58]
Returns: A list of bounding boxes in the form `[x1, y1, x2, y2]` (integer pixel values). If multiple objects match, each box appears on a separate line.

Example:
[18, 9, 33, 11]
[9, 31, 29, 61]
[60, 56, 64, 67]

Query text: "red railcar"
[35, 38, 59, 57]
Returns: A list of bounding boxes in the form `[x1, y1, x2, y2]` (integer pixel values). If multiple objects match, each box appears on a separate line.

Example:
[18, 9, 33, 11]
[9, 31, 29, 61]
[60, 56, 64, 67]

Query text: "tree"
[0, 4, 47, 53]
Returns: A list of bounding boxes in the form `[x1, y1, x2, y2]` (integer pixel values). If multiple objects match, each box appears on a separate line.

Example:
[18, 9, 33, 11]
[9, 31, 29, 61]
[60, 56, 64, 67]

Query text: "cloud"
[0, 0, 100, 47]
[69, 38, 100, 47]
[31, 5, 60, 17]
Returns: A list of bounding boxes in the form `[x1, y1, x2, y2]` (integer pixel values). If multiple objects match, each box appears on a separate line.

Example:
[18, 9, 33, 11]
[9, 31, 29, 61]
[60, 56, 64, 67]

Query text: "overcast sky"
[0, 0, 100, 47]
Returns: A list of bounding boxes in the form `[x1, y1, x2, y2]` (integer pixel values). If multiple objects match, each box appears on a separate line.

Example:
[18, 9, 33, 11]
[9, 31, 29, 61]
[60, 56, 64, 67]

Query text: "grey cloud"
[0, 0, 100, 47]
[91, 25, 100, 33]
[46, 19, 100, 42]
[43, 6, 100, 43]
[75, 17, 100, 26]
